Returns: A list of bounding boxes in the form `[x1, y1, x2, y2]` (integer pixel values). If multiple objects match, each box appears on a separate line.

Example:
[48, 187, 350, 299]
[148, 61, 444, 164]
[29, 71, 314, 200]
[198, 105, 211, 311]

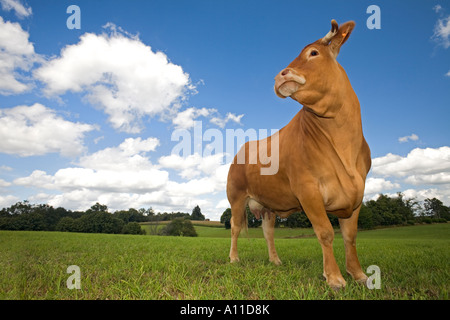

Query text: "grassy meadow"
[0, 223, 448, 300]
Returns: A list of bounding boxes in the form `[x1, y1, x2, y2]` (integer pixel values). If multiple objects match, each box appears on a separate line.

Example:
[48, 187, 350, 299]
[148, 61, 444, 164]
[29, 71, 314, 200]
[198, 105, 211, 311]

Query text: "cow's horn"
[321, 19, 339, 44]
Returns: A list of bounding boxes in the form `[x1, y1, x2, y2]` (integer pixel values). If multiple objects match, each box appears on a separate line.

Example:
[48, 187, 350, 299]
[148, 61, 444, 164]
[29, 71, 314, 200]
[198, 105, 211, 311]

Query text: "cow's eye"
[310, 50, 319, 56]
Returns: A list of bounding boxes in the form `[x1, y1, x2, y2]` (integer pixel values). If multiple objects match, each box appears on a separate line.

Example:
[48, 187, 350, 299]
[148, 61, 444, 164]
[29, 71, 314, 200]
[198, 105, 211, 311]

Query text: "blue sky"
[0, 0, 449, 219]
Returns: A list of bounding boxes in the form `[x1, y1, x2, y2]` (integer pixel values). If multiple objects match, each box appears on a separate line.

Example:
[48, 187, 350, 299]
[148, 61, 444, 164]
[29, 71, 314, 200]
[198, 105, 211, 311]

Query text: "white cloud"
[56, 137, 165, 194]
[401, 188, 450, 204]
[0, 16, 41, 94]
[446, 70, 450, 77]
[368, 146, 450, 205]
[405, 172, 450, 185]
[34, 24, 194, 133]
[216, 198, 230, 210]
[0, 103, 96, 157]
[14, 137, 167, 193]
[0, 178, 11, 187]
[371, 152, 403, 167]
[172, 107, 245, 130]
[210, 112, 244, 128]
[78, 137, 160, 171]
[159, 153, 227, 179]
[372, 146, 450, 178]
[159, 152, 230, 212]
[398, 133, 419, 143]
[40, 189, 103, 212]
[0, 195, 19, 208]
[0, 0, 32, 18]
[12, 137, 175, 211]
[13, 170, 53, 188]
[52, 167, 168, 193]
[364, 177, 400, 196]
[166, 178, 219, 197]
[172, 107, 215, 129]
[376, 187, 450, 206]
[433, 5, 442, 14]
[432, 14, 450, 48]
[156, 153, 230, 216]
[13, 137, 232, 216]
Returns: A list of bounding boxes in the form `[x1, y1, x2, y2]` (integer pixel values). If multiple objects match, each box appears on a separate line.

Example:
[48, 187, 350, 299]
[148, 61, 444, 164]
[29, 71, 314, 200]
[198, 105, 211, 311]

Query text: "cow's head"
[274, 20, 355, 116]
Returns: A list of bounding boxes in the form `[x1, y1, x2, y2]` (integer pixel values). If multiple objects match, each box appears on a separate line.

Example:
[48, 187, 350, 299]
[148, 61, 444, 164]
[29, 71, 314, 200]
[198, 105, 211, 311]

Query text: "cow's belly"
[246, 171, 302, 215]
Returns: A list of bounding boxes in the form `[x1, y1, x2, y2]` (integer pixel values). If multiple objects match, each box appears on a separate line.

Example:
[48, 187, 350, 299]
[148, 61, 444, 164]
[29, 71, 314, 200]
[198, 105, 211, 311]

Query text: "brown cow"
[226, 20, 371, 289]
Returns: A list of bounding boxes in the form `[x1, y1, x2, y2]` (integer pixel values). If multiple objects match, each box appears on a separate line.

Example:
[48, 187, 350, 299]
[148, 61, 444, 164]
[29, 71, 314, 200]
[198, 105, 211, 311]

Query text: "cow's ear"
[329, 21, 355, 58]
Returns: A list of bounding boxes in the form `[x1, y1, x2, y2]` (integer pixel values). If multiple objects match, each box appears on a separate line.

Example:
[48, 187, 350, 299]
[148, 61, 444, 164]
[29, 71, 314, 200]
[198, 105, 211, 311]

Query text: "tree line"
[146, 206, 204, 237]
[1, 194, 447, 235]
[220, 193, 450, 229]
[0, 201, 206, 235]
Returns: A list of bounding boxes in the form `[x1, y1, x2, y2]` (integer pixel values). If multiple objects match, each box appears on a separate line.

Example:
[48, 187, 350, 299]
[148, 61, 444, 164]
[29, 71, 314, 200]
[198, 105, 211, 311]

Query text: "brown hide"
[226, 20, 371, 289]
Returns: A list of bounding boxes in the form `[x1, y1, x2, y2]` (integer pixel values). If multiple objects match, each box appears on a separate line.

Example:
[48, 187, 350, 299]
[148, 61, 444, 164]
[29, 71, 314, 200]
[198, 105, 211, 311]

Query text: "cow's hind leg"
[229, 196, 247, 263]
[262, 212, 282, 265]
[339, 205, 368, 284]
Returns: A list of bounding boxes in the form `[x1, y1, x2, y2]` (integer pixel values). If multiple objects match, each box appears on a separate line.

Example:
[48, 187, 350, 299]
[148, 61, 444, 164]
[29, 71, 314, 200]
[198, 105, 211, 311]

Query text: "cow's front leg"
[339, 205, 368, 284]
[299, 191, 346, 289]
[262, 211, 282, 265]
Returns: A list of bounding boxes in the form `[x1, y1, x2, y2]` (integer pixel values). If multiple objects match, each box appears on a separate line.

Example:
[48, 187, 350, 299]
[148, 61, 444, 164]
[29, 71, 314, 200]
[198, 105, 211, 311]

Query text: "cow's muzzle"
[274, 68, 306, 98]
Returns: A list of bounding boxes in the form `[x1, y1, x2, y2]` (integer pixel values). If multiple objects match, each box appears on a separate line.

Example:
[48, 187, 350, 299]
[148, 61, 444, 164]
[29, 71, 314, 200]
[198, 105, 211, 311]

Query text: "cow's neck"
[302, 86, 363, 171]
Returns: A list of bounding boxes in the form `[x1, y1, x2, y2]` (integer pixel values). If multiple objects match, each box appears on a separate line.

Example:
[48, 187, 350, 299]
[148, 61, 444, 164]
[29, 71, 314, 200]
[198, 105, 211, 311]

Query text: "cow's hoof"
[355, 274, 369, 285]
[325, 274, 346, 290]
[270, 258, 282, 266]
[229, 257, 240, 263]
[347, 269, 368, 285]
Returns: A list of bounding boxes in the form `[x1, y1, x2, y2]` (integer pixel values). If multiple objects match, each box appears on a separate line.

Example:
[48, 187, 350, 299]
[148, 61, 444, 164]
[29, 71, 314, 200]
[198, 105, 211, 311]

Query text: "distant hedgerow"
[160, 218, 197, 237]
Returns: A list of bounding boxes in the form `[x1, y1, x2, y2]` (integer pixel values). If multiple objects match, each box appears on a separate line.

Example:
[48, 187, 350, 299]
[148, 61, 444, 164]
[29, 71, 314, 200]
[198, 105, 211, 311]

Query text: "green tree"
[220, 208, 232, 229]
[424, 198, 450, 220]
[122, 222, 146, 235]
[365, 194, 402, 226]
[56, 216, 76, 232]
[394, 192, 416, 223]
[285, 211, 311, 228]
[87, 202, 108, 213]
[363, 193, 423, 227]
[77, 211, 124, 234]
[16, 212, 45, 231]
[114, 210, 133, 223]
[160, 218, 197, 237]
[114, 208, 148, 223]
[145, 207, 155, 220]
[358, 203, 374, 229]
[191, 205, 205, 221]
[221, 206, 262, 229]
[327, 214, 339, 227]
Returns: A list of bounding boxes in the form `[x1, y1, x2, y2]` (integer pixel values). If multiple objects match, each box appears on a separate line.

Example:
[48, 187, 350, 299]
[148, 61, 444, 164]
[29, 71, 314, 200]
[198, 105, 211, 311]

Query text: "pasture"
[0, 224, 448, 300]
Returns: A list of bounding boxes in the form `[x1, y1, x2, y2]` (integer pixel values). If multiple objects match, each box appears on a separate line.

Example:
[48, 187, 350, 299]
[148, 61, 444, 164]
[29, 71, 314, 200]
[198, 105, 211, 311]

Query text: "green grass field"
[0, 224, 448, 300]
